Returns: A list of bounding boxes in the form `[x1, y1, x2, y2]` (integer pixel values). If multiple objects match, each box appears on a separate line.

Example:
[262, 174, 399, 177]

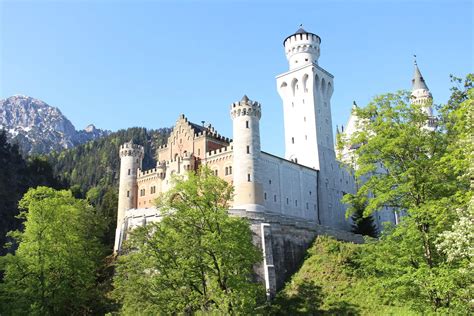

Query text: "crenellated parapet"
[119, 142, 144, 159]
[205, 144, 234, 159]
[283, 27, 321, 68]
[230, 95, 262, 120]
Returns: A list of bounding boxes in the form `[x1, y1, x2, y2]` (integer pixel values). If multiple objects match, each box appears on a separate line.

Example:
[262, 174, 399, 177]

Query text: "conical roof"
[295, 27, 307, 34]
[283, 26, 321, 46]
[412, 62, 429, 91]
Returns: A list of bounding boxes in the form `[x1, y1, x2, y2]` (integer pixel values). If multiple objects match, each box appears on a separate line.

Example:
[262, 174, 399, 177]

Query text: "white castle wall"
[259, 152, 318, 222]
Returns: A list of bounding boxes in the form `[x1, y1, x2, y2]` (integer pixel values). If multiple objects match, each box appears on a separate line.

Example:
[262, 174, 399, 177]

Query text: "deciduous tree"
[0, 187, 105, 315]
[340, 76, 473, 313]
[112, 167, 264, 314]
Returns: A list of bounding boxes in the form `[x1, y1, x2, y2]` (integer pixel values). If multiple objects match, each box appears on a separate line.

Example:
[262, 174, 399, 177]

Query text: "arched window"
[291, 78, 298, 97]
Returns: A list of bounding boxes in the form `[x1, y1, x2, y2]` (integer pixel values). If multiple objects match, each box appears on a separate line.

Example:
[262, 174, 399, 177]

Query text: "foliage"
[0, 130, 64, 256]
[437, 199, 474, 264]
[112, 167, 264, 314]
[0, 187, 105, 315]
[47, 127, 170, 252]
[346, 194, 378, 237]
[436, 76, 474, 265]
[270, 236, 413, 315]
[48, 127, 170, 194]
[338, 74, 473, 313]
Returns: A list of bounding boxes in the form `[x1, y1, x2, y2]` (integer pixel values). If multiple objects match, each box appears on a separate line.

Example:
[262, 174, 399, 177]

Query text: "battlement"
[119, 142, 144, 158]
[205, 144, 234, 158]
[230, 95, 262, 119]
[283, 28, 321, 68]
[138, 167, 158, 177]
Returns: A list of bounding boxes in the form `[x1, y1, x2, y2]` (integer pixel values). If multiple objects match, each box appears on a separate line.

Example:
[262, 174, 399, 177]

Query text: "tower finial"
[413, 54, 417, 65]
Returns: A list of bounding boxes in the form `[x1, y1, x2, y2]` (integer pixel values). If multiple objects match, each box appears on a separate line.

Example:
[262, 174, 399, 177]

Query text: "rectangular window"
[225, 167, 228, 176]
[127, 191, 130, 198]
[128, 169, 131, 175]
[264, 192, 267, 200]
[247, 174, 251, 182]
[246, 121, 249, 128]
[229, 166, 232, 174]
[286, 197, 289, 204]
[274, 195, 276, 202]
[246, 145, 250, 154]
[295, 200, 298, 207]
[291, 137, 294, 144]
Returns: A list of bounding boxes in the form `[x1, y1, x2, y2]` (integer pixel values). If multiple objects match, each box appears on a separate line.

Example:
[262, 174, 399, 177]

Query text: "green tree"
[0, 187, 105, 315]
[113, 167, 264, 314]
[346, 194, 378, 238]
[0, 131, 64, 256]
[341, 79, 473, 313]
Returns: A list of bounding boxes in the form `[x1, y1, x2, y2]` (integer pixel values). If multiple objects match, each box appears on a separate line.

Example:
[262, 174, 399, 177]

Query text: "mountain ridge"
[0, 95, 110, 154]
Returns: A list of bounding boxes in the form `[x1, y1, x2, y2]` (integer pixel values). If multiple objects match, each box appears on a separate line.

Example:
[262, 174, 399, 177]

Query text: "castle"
[114, 28, 433, 296]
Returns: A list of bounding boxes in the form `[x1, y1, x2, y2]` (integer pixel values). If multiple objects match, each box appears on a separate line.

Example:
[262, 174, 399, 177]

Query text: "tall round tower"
[230, 95, 264, 212]
[114, 141, 144, 252]
[283, 26, 321, 69]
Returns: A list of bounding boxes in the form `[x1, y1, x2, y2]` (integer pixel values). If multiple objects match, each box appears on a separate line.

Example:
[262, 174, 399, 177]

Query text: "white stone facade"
[114, 28, 370, 295]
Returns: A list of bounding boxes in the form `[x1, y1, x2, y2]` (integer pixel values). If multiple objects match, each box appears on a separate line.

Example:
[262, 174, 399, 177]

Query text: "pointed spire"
[412, 56, 429, 91]
[241, 95, 249, 102]
[295, 23, 307, 34]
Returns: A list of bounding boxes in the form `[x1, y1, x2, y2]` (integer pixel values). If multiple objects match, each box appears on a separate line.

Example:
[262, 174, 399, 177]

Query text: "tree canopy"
[0, 187, 105, 315]
[112, 167, 264, 314]
[338, 74, 473, 313]
[0, 130, 64, 256]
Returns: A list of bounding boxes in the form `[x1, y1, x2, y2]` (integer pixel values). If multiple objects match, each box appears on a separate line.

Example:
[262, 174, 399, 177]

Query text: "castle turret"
[411, 58, 435, 130]
[284, 26, 321, 69]
[230, 95, 264, 212]
[114, 141, 144, 252]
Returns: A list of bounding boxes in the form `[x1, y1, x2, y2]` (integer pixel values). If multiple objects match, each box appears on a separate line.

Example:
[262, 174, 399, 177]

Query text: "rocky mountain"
[0, 95, 110, 155]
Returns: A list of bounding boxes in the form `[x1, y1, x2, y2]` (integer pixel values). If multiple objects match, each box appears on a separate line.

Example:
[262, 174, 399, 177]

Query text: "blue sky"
[1, 0, 472, 156]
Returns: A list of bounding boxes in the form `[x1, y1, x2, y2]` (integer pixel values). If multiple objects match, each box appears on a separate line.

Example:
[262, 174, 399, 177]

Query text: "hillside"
[0, 95, 109, 154]
[270, 236, 415, 315]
